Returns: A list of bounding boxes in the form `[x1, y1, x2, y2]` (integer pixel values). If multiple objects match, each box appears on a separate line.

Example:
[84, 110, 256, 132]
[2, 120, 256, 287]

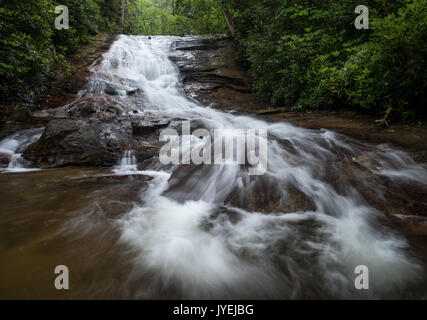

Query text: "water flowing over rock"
[1, 35, 427, 300]
[0, 127, 44, 171]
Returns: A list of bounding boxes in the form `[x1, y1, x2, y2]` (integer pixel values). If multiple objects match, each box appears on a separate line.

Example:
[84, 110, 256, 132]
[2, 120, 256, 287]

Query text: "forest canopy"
[228, 0, 427, 120]
[124, 0, 228, 35]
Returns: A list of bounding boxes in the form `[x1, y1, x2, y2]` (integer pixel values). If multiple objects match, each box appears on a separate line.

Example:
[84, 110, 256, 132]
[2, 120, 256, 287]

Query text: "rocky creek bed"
[0, 35, 426, 299]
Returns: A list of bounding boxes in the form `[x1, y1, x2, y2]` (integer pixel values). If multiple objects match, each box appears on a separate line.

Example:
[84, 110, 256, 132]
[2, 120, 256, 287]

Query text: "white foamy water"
[86, 35, 427, 299]
[0, 128, 44, 173]
[113, 150, 140, 175]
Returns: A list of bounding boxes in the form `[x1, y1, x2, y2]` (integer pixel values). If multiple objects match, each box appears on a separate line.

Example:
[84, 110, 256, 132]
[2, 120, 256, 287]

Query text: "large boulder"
[0, 153, 12, 168]
[23, 117, 169, 168]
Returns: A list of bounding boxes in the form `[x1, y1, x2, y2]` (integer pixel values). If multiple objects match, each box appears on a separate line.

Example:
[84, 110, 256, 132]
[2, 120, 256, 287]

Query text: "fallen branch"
[375, 107, 393, 127]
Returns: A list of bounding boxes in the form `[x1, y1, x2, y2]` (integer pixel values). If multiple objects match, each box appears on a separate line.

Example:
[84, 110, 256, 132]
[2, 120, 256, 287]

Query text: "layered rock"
[23, 117, 170, 168]
[170, 36, 264, 112]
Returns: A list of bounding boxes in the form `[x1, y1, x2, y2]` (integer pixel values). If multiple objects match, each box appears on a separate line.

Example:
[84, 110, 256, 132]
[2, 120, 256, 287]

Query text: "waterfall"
[0, 128, 44, 173]
[113, 150, 139, 174]
[119, 150, 137, 167]
[50, 35, 427, 298]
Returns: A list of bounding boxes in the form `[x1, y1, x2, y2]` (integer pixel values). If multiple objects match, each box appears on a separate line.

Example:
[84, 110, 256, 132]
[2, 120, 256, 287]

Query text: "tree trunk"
[224, 9, 238, 39]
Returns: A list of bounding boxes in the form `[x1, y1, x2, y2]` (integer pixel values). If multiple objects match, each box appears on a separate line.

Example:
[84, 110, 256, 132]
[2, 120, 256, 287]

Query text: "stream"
[0, 35, 426, 299]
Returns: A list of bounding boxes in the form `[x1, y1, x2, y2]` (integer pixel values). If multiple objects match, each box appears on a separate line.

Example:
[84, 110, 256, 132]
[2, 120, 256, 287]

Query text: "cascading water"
[0, 128, 44, 173]
[82, 35, 427, 299]
[113, 150, 139, 174]
[1, 35, 421, 299]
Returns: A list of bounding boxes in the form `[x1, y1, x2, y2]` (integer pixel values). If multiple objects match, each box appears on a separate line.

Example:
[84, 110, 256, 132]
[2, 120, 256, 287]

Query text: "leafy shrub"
[335, 0, 427, 118]
[230, 0, 426, 120]
[0, 0, 123, 99]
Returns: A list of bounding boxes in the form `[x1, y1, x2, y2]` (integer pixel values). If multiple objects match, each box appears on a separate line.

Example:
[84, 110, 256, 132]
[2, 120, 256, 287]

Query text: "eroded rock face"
[170, 36, 264, 112]
[23, 117, 168, 168]
[0, 154, 12, 168]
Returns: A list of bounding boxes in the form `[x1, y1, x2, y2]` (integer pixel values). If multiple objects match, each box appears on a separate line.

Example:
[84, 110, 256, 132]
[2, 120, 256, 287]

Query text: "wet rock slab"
[170, 36, 264, 112]
[23, 117, 169, 168]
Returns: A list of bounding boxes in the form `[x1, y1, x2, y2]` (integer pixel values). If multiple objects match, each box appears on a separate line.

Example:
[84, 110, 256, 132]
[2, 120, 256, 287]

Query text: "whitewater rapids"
[88, 36, 426, 299]
[1, 35, 426, 299]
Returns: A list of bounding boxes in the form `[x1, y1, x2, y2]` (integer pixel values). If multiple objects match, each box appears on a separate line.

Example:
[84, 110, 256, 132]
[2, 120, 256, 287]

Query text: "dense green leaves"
[123, 0, 227, 35]
[0, 0, 123, 98]
[229, 0, 427, 119]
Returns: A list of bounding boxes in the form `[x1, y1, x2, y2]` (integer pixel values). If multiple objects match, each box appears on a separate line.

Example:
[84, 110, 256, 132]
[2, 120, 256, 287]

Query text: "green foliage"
[230, 0, 427, 119]
[0, 0, 123, 99]
[51, 0, 103, 54]
[0, 0, 228, 98]
[123, 0, 228, 36]
[0, 1, 62, 96]
[335, 0, 427, 116]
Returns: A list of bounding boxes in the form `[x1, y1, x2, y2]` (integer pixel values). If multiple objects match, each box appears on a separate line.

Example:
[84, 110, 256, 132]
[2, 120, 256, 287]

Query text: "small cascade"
[0, 128, 44, 173]
[8, 154, 25, 170]
[113, 150, 139, 174]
